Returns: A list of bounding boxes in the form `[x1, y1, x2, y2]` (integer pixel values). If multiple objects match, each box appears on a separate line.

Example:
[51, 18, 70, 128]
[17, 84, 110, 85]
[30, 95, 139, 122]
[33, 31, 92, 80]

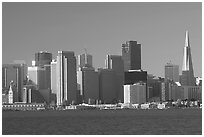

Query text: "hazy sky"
[2, 2, 202, 77]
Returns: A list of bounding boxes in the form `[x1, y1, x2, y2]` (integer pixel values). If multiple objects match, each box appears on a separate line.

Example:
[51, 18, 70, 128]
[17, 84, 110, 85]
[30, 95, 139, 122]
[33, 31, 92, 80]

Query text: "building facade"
[77, 68, 99, 104]
[105, 55, 124, 102]
[27, 66, 51, 103]
[165, 62, 179, 82]
[56, 51, 77, 105]
[35, 51, 52, 66]
[98, 69, 117, 104]
[182, 86, 202, 101]
[34, 51, 52, 90]
[77, 53, 93, 70]
[122, 41, 141, 71]
[124, 83, 146, 104]
[124, 70, 147, 85]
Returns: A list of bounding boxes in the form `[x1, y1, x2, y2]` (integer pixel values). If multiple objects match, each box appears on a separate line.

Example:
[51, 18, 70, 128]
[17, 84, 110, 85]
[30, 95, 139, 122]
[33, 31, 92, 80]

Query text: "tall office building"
[165, 62, 179, 82]
[28, 66, 47, 89]
[2, 63, 27, 102]
[51, 60, 57, 94]
[122, 41, 141, 71]
[35, 51, 52, 66]
[77, 53, 93, 70]
[50, 60, 57, 104]
[180, 31, 195, 86]
[98, 69, 117, 104]
[56, 51, 77, 105]
[77, 68, 99, 104]
[27, 66, 51, 103]
[34, 51, 52, 89]
[147, 75, 164, 101]
[105, 55, 124, 102]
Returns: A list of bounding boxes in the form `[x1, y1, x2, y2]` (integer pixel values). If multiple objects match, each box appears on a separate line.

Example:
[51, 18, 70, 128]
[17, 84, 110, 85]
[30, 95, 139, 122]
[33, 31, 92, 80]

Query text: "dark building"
[98, 69, 117, 104]
[35, 51, 52, 66]
[124, 70, 147, 85]
[105, 55, 124, 103]
[33, 51, 52, 102]
[122, 41, 141, 71]
[77, 68, 99, 104]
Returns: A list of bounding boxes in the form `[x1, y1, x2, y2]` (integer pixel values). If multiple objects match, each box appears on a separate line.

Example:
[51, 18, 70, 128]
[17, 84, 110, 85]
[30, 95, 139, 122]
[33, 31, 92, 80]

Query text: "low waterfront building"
[2, 103, 45, 111]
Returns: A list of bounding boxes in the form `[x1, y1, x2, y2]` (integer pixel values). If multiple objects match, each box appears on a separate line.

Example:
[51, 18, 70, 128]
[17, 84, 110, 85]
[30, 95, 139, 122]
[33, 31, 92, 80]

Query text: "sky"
[2, 2, 202, 77]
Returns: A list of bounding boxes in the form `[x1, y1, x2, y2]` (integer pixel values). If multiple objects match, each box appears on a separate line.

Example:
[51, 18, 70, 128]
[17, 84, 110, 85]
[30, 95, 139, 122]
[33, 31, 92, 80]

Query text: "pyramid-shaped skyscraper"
[180, 31, 195, 86]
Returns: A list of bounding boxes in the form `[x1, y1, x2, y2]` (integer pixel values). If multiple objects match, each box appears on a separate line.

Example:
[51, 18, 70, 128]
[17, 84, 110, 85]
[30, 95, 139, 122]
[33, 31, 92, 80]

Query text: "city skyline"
[2, 2, 202, 77]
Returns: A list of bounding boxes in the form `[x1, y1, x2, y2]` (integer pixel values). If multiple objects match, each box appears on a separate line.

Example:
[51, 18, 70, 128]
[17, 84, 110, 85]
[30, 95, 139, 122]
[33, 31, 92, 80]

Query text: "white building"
[124, 83, 146, 104]
[8, 84, 13, 104]
[56, 51, 77, 105]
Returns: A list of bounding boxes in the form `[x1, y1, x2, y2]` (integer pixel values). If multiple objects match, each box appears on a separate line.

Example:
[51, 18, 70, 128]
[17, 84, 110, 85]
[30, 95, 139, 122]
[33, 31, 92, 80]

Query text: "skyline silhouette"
[2, 2, 202, 77]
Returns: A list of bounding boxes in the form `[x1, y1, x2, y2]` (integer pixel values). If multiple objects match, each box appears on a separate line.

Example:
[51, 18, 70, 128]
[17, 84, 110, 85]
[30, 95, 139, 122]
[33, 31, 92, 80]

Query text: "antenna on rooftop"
[84, 48, 88, 65]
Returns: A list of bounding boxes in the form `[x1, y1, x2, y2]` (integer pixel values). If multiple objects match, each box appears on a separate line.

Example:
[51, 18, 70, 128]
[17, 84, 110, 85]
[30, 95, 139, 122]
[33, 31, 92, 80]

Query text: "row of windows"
[3, 104, 44, 108]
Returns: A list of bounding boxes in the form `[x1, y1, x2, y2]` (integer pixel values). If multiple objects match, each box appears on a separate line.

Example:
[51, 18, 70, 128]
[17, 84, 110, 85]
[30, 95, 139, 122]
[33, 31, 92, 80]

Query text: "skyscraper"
[105, 55, 124, 102]
[35, 51, 52, 66]
[98, 69, 117, 104]
[180, 31, 195, 86]
[77, 68, 99, 104]
[51, 60, 57, 95]
[165, 62, 179, 82]
[56, 51, 77, 105]
[34, 51, 52, 90]
[27, 66, 51, 103]
[77, 53, 93, 70]
[122, 41, 141, 71]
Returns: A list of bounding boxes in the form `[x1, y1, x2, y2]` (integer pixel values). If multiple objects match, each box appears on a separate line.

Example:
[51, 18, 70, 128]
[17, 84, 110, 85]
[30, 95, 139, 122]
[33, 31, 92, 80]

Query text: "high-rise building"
[98, 69, 117, 104]
[56, 51, 77, 105]
[2, 63, 27, 102]
[27, 66, 51, 103]
[51, 60, 57, 94]
[165, 62, 179, 82]
[105, 55, 124, 102]
[180, 31, 195, 86]
[122, 41, 141, 71]
[35, 51, 52, 66]
[34, 51, 52, 90]
[50, 60, 57, 104]
[124, 82, 146, 104]
[77, 68, 99, 104]
[77, 53, 93, 70]
[28, 66, 47, 90]
[147, 76, 164, 101]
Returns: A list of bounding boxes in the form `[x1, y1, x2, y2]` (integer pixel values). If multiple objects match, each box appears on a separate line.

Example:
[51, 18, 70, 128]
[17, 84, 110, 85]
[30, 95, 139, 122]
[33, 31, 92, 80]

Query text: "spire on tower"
[185, 30, 190, 47]
[181, 31, 195, 86]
